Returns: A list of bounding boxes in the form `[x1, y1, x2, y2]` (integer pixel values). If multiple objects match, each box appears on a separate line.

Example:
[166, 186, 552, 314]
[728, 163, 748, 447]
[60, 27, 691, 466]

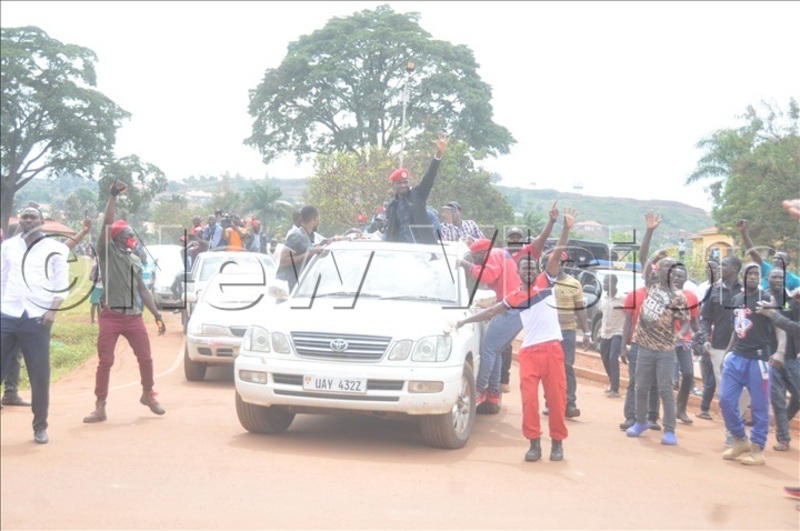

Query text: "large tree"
[240, 180, 285, 238]
[687, 99, 800, 253]
[246, 4, 514, 165]
[1, 26, 130, 233]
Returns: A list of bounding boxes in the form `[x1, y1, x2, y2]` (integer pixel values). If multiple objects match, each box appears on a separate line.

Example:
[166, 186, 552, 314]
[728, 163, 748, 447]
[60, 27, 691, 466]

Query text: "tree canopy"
[687, 99, 800, 253]
[1, 26, 130, 233]
[96, 155, 167, 230]
[245, 5, 514, 166]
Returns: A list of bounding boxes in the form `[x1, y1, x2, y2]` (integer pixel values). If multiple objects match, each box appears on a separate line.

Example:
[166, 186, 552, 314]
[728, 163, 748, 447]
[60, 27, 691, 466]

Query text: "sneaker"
[724, 433, 734, 448]
[565, 407, 581, 418]
[476, 388, 488, 407]
[696, 411, 713, 421]
[481, 391, 501, 414]
[619, 418, 635, 430]
[773, 440, 790, 452]
[603, 387, 612, 394]
[648, 420, 662, 431]
[607, 390, 621, 398]
[740, 443, 765, 466]
[500, 383, 511, 394]
[661, 431, 678, 445]
[140, 390, 166, 415]
[722, 436, 751, 460]
[626, 422, 650, 437]
[691, 387, 703, 397]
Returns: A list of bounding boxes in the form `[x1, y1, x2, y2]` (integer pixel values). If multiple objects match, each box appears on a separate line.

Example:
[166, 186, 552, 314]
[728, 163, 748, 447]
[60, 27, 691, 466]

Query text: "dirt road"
[2, 313, 798, 529]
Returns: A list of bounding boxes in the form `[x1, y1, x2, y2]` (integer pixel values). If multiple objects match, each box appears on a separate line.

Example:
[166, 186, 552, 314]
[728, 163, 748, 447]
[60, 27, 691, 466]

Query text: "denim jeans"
[623, 343, 660, 422]
[635, 346, 677, 433]
[675, 345, 695, 414]
[600, 335, 622, 392]
[477, 309, 521, 394]
[720, 353, 770, 449]
[561, 330, 577, 409]
[770, 358, 800, 443]
[0, 312, 52, 431]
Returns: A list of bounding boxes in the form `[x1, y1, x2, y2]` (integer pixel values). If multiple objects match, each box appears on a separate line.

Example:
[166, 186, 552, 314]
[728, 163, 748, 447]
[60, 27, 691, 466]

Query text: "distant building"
[574, 220, 606, 237]
[689, 226, 735, 260]
[185, 190, 213, 204]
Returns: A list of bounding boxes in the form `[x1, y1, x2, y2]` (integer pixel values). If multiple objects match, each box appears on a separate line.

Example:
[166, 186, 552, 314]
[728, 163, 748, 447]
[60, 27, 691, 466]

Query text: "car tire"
[184, 345, 207, 381]
[420, 363, 476, 449]
[235, 392, 295, 434]
[591, 316, 602, 352]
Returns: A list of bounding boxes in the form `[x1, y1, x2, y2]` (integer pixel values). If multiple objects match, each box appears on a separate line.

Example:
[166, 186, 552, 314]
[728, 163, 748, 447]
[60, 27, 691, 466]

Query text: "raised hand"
[562, 207, 578, 230]
[735, 219, 747, 233]
[110, 180, 128, 197]
[548, 201, 559, 222]
[82, 216, 92, 230]
[645, 210, 661, 230]
[432, 132, 449, 157]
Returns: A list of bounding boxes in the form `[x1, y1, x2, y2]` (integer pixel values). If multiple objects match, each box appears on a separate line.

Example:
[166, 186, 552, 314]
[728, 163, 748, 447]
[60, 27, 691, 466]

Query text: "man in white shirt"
[0, 207, 70, 444]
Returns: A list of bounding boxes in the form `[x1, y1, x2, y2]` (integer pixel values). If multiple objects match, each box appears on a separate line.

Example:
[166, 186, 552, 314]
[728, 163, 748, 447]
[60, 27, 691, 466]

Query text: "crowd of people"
[0, 128, 797, 513]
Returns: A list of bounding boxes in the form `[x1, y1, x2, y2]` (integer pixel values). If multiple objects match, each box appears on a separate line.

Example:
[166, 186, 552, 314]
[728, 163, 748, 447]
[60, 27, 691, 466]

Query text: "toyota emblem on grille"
[330, 339, 349, 352]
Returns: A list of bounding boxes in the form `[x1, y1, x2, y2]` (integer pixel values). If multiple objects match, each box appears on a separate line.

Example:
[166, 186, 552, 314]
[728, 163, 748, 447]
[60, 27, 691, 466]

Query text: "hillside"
[497, 186, 712, 238]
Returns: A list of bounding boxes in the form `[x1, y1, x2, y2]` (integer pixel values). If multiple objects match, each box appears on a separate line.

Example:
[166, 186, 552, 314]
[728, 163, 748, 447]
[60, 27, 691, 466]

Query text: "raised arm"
[414, 132, 449, 200]
[518, 202, 559, 258]
[456, 301, 507, 329]
[546, 208, 577, 277]
[638, 210, 661, 268]
[66, 216, 92, 250]
[735, 219, 762, 265]
[101, 181, 127, 243]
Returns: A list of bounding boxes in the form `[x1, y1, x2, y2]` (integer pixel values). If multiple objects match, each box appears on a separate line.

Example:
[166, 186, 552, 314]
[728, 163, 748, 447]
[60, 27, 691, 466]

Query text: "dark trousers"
[500, 343, 513, 385]
[675, 345, 695, 414]
[600, 335, 622, 392]
[699, 354, 716, 413]
[94, 308, 154, 401]
[0, 312, 52, 431]
[3, 348, 23, 395]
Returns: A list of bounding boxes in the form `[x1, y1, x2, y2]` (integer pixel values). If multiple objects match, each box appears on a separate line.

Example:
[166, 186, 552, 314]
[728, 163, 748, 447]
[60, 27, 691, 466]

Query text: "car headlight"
[271, 332, 291, 354]
[242, 326, 270, 354]
[387, 340, 413, 361]
[411, 335, 452, 362]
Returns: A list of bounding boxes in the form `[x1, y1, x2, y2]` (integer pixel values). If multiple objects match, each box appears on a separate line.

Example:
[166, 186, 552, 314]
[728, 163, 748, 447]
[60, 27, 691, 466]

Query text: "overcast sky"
[3, 1, 798, 211]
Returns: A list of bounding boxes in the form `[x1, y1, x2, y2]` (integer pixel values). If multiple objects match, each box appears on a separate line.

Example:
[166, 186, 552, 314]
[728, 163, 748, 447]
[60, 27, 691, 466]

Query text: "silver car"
[184, 271, 286, 381]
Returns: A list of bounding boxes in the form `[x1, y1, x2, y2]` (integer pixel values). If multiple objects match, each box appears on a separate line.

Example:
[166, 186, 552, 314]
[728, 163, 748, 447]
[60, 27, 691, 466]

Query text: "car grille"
[290, 332, 391, 361]
[229, 326, 248, 337]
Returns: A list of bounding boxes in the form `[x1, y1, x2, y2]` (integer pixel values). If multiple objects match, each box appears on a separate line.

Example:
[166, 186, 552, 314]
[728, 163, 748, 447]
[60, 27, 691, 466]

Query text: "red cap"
[389, 168, 410, 182]
[470, 239, 493, 253]
[110, 220, 128, 239]
[356, 214, 367, 222]
[252, 221, 260, 229]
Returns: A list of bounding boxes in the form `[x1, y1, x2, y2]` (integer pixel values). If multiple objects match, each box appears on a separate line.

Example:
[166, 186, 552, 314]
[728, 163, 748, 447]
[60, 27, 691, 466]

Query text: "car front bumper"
[234, 355, 465, 415]
[187, 336, 242, 364]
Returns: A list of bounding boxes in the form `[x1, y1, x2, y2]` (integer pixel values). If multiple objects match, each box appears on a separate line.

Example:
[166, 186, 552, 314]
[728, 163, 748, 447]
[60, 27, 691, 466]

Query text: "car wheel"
[420, 363, 476, 449]
[183, 345, 207, 381]
[591, 316, 602, 352]
[235, 392, 295, 434]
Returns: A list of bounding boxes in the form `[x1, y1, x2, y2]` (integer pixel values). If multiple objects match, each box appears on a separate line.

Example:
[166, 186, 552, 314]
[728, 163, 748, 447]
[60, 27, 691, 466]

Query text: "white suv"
[234, 240, 490, 449]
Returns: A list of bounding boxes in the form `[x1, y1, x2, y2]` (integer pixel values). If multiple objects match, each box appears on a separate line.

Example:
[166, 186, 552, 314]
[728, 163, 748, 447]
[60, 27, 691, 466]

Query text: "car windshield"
[150, 248, 184, 274]
[197, 255, 272, 281]
[294, 248, 459, 304]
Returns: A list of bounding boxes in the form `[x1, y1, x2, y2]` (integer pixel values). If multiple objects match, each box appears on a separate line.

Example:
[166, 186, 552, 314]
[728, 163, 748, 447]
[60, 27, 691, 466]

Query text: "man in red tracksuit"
[457, 208, 577, 462]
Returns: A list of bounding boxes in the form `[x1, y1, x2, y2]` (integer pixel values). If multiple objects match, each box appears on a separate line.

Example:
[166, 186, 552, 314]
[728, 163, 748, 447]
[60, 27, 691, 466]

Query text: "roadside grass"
[15, 256, 98, 390]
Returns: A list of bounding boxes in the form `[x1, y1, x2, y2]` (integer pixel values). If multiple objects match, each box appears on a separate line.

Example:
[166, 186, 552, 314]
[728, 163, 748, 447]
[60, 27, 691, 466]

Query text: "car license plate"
[303, 376, 367, 394]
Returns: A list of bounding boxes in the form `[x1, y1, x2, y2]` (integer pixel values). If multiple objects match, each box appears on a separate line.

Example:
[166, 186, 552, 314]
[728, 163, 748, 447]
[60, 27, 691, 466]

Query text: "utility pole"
[399, 60, 415, 168]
